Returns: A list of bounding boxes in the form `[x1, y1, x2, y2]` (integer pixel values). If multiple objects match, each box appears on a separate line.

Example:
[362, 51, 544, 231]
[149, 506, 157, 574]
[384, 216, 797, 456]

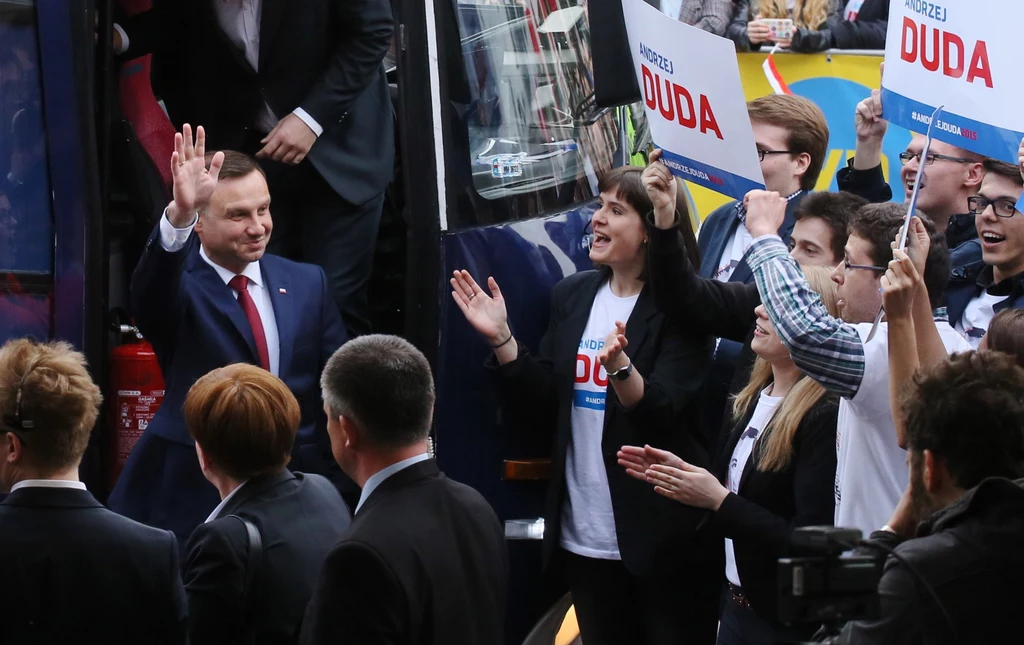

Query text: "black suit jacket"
[183, 471, 351, 645]
[711, 396, 839, 622]
[300, 459, 507, 645]
[120, 0, 394, 205]
[0, 486, 187, 645]
[489, 269, 713, 577]
[648, 217, 761, 454]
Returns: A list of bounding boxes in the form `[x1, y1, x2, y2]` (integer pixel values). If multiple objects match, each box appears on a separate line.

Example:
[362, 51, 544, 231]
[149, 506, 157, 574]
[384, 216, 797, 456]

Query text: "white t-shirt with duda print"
[560, 281, 639, 560]
[725, 388, 782, 586]
[956, 291, 1009, 348]
[712, 224, 753, 283]
[834, 320, 971, 535]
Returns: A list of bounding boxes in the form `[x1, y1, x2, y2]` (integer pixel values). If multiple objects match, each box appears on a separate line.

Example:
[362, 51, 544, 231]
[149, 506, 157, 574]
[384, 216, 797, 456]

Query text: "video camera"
[777, 526, 887, 642]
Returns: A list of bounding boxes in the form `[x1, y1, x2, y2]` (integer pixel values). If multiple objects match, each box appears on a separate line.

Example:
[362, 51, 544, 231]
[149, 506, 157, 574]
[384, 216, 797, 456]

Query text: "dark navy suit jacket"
[108, 224, 349, 542]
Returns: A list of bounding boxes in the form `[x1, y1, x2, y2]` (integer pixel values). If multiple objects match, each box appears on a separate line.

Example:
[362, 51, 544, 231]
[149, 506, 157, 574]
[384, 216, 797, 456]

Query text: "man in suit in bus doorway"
[108, 125, 352, 543]
[113, 0, 394, 337]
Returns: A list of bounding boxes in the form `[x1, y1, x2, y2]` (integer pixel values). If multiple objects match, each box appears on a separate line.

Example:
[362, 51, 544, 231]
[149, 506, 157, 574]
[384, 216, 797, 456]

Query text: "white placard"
[881, 0, 1024, 164]
[621, 0, 764, 200]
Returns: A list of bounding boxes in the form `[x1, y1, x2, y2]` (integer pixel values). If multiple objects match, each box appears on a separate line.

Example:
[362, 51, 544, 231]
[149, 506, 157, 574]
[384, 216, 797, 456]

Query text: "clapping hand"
[743, 190, 787, 238]
[596, 322, 629, 373]
[618, 444, 682, 482]
[450, 270, 512, 346]
[168, 124, 224, 227]
[642, 150, 678, 229]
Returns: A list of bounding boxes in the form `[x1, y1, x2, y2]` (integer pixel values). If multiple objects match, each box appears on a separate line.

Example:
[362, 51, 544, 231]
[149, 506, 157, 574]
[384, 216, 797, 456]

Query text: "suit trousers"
[246, 133, 384, 338]
[563, 549, 719, 645]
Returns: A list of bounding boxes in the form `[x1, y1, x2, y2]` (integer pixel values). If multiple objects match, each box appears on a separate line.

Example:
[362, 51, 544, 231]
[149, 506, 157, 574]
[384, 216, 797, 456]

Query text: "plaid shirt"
[677, 0, 734, 36]
[747, 236, 951, 400]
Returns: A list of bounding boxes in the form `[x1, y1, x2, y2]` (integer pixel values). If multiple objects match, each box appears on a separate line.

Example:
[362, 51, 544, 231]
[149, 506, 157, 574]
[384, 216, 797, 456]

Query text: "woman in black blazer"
[620, 266, 840, 645]
[451, 166, 717, 645]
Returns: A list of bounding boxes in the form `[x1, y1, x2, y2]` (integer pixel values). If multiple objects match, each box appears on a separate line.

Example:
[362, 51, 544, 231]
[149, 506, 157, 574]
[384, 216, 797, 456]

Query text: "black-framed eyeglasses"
[2, 384, 34, 445]
[968, 195, 1019, 219]
[898, 151, 974, 166]
[756, 149, 793, 162]
[843, 256, 887, 273]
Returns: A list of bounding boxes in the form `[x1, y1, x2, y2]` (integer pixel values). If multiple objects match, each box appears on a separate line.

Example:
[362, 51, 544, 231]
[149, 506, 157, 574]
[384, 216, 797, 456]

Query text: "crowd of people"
[2, 1, 1024, 645]
[668, 0, 889, 51]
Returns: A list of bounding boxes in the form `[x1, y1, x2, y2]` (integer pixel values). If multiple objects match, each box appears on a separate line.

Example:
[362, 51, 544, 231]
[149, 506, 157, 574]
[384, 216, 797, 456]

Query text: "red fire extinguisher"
[107, 324, 165, 492]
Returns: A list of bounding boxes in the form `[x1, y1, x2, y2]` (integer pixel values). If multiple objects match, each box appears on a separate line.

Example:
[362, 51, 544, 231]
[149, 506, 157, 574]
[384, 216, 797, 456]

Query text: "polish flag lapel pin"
[279, 288, 287, 294]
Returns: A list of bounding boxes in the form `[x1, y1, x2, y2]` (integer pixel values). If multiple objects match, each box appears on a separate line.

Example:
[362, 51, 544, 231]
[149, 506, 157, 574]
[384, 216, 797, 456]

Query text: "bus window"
[0, 2, 54, 274]
[0, 1, 55, 343]
[448, 0, 623, 228]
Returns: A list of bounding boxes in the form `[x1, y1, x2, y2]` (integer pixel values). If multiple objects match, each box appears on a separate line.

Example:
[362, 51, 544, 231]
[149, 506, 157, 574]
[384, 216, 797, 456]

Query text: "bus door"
[395, 0, 634, 639]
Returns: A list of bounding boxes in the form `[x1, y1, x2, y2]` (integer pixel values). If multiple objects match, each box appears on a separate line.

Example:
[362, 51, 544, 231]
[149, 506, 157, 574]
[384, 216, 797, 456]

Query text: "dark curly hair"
[903, 351, 1024, 490]
[849, 203, 949, 309]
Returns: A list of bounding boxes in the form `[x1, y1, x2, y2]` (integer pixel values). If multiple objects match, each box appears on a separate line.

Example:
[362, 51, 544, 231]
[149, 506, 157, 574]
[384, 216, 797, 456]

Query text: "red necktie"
[228, 275, 271, 371]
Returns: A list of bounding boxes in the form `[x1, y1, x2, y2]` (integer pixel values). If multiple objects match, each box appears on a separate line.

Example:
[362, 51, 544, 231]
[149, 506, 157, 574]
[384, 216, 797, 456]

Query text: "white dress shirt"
[11, 479, 88, 492]
[205, 480, 250, 522]
[354, 453, 431, 514]
[159, 212, 282, 376]
[114, 1, 323, 136]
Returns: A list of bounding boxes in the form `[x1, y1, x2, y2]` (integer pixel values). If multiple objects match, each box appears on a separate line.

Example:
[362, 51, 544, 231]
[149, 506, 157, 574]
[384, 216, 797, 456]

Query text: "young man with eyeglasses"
[946, 155, 1024, 347]
[743, 198, 971, 536]
[836, 88, 986, 249]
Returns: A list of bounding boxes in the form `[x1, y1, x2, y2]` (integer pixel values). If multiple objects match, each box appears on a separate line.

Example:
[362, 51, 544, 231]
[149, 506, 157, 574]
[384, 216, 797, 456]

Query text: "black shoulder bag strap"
[227, 514, 263, 645]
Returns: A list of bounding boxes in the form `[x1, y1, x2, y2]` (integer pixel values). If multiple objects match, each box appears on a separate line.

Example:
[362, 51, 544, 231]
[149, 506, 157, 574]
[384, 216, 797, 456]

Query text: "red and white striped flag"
[762, 44, 792, 96]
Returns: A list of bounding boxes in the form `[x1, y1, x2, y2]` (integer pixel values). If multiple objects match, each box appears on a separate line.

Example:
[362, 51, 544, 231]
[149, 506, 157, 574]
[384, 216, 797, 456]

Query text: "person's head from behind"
[747, 95, 829, 195]
[321, 335, 434, 481]
[196, 151, 273, 275]
[831, 205, 949, 324]
[741, 266, 838, 472]
[900, 135, 984, 224]
[184, 364, 298, 489]
[903, 351, 1024, 518]
[590, 165, 700, 279]
[971, 159, 1024, 283]
[0, 339, 102, 492]
[980, 308, 1024, 368]
[790, 191, 867, 266]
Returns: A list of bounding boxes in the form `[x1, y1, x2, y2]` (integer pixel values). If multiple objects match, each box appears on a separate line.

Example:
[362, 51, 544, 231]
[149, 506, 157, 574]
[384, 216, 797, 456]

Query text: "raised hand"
[450, 270, 511, 346]
[643, 149, 678, 229]
[854, 88, 887, 143]
[1018, 137, 1024, 182]
[596, 321, 629, 373]
[168, 124, 224, 227]
[899, 216, 931, 277]
[880, 249, 920, 321]
[743, 189, 787, 238]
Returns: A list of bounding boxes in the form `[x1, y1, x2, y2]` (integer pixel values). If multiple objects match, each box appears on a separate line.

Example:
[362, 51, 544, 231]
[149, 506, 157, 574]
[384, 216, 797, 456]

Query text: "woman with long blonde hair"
[727, 0, 889, 52]
[620, 266, 841, 645]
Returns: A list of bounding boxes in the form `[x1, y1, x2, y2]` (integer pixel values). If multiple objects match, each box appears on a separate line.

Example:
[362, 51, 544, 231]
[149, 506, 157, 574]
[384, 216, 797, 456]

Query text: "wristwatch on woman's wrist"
[607, 359, 633, 382]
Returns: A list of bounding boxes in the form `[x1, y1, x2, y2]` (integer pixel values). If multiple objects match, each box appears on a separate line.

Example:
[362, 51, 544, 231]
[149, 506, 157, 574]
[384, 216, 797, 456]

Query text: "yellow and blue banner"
[688, 51, 911, 220]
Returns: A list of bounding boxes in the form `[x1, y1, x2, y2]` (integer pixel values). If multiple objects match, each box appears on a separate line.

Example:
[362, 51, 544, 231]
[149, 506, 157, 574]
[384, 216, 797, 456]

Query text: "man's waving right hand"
[166, 124, 224, 227]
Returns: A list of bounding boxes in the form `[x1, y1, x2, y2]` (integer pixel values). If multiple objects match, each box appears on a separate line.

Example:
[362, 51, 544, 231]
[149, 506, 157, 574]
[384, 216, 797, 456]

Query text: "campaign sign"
[881, 0, 1024, 164]
[621, 0, 764, 200]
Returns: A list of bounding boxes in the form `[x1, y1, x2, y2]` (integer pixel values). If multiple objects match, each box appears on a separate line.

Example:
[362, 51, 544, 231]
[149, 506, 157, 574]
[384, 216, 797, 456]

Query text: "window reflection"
[452, 0, 621, 217]
[0, 2, 53, 273]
